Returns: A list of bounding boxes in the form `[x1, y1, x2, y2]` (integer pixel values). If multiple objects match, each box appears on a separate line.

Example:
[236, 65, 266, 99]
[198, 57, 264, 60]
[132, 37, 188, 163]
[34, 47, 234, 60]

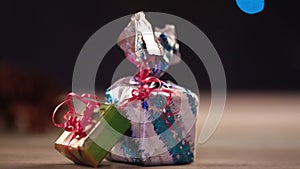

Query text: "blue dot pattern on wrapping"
[185, 89, 198, 116]
[105, 90, 113, 103]
[148, 94, 194, 163]
[159, 34, 172, 51]
[236, 0, 264, 14]
[120, 138, 145, 164]
[148, 94, 166, 109]
[142, 100, 149, 111]
[105, 76, 198, 165]
[105, 89, 119, 105]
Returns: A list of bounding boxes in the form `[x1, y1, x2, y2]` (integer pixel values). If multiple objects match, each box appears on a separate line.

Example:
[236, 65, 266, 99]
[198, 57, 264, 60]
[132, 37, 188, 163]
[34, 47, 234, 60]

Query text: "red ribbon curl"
[120, 68, 179, 128]
[52, 92, 100, 163]
[52, 92, 101, 139]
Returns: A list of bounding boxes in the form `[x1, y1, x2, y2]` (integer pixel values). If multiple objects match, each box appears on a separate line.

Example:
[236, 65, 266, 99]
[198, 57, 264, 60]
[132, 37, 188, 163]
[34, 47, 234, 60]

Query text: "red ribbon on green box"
[53, 93, 131, 167]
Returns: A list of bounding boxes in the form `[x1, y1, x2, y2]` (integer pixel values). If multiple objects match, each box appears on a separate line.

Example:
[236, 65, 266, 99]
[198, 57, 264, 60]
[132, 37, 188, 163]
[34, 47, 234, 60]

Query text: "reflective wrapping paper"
[105, 11, 199, 165]
[54, 104, 131, 167]
[105, 76, 199, 165]
[118, 12, 181, 77]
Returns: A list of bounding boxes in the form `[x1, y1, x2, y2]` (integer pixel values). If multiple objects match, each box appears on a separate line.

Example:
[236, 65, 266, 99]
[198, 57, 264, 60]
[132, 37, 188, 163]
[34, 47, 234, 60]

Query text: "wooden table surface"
[1, 92, 300, 169]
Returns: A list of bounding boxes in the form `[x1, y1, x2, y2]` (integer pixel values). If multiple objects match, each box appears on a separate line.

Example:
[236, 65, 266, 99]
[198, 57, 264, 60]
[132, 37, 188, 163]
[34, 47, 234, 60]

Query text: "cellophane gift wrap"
[105, 12, 199, 165]
[53, 93, 131, 167]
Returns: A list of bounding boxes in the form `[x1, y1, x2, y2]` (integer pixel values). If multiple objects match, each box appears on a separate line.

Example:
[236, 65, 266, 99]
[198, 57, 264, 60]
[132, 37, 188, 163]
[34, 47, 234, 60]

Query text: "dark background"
[1, 3, 300, 168]
[1, 0, 299, 91]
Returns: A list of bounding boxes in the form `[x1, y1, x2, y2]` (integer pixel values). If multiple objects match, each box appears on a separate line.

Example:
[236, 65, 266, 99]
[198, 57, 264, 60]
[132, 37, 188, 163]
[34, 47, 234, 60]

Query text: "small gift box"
[105, 12, 199, 165]
[53, 93, 131, 167]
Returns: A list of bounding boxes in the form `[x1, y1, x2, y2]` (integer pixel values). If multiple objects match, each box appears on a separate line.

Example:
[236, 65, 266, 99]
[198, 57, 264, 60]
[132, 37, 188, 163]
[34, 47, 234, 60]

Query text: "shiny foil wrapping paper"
[105, 77, 199, 165]
[104, 11, 199, 165]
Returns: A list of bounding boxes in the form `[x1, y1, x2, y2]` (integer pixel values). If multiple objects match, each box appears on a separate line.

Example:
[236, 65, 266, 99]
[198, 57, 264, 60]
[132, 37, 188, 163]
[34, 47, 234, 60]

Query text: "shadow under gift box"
[105, 76, 199, 165]
[55, 104, 131, 167]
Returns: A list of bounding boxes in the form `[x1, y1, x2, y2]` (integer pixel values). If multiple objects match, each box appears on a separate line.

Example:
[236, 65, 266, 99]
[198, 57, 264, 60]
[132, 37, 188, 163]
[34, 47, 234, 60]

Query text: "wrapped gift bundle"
[105, 12, 199, 165]
[53, 93, 131, 167]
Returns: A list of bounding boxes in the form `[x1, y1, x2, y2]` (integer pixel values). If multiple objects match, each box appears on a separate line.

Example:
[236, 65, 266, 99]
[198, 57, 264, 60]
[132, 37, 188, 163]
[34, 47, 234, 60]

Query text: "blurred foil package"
[105, 12, 199, 165]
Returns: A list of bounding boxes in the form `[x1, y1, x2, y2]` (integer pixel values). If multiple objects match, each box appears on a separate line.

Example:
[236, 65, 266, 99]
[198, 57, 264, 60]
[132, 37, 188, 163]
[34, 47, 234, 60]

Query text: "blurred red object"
[0, 61, 64, 133]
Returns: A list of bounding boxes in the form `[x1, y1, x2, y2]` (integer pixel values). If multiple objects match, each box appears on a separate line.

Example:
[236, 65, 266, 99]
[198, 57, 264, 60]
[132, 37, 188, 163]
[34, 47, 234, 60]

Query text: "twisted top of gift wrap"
[52, 93, 101, 139]
[118, 12, 181, 77]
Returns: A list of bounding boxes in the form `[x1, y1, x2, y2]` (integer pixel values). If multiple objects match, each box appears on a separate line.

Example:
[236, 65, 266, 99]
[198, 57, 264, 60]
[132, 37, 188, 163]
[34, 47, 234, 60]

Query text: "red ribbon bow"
[120, 68, 179, 119]
[127, 67, 180, 142]
[52, 92, 101, 139]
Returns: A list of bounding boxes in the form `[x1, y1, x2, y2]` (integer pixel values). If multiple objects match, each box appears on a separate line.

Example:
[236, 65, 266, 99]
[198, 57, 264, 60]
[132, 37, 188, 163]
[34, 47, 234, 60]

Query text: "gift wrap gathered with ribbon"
[52, 11, 199, 167]
[105, 12, 199, 165]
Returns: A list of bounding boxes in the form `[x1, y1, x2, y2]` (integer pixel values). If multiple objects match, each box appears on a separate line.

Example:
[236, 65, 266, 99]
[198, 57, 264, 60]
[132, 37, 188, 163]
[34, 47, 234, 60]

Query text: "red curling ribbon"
[52, 92, 100, 138]
[120, 70, 179, 128]
[52, 92, 100, 163]
[123, 55, 180, 140]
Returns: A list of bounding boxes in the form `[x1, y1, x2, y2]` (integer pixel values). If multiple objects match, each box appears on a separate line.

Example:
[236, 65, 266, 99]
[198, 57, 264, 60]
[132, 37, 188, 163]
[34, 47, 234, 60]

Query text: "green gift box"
[55, 104, 131, 167]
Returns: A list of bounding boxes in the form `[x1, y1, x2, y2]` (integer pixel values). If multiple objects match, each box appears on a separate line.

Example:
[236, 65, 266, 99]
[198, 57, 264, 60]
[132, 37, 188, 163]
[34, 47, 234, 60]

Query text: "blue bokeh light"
[236, 0, 265, 14]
